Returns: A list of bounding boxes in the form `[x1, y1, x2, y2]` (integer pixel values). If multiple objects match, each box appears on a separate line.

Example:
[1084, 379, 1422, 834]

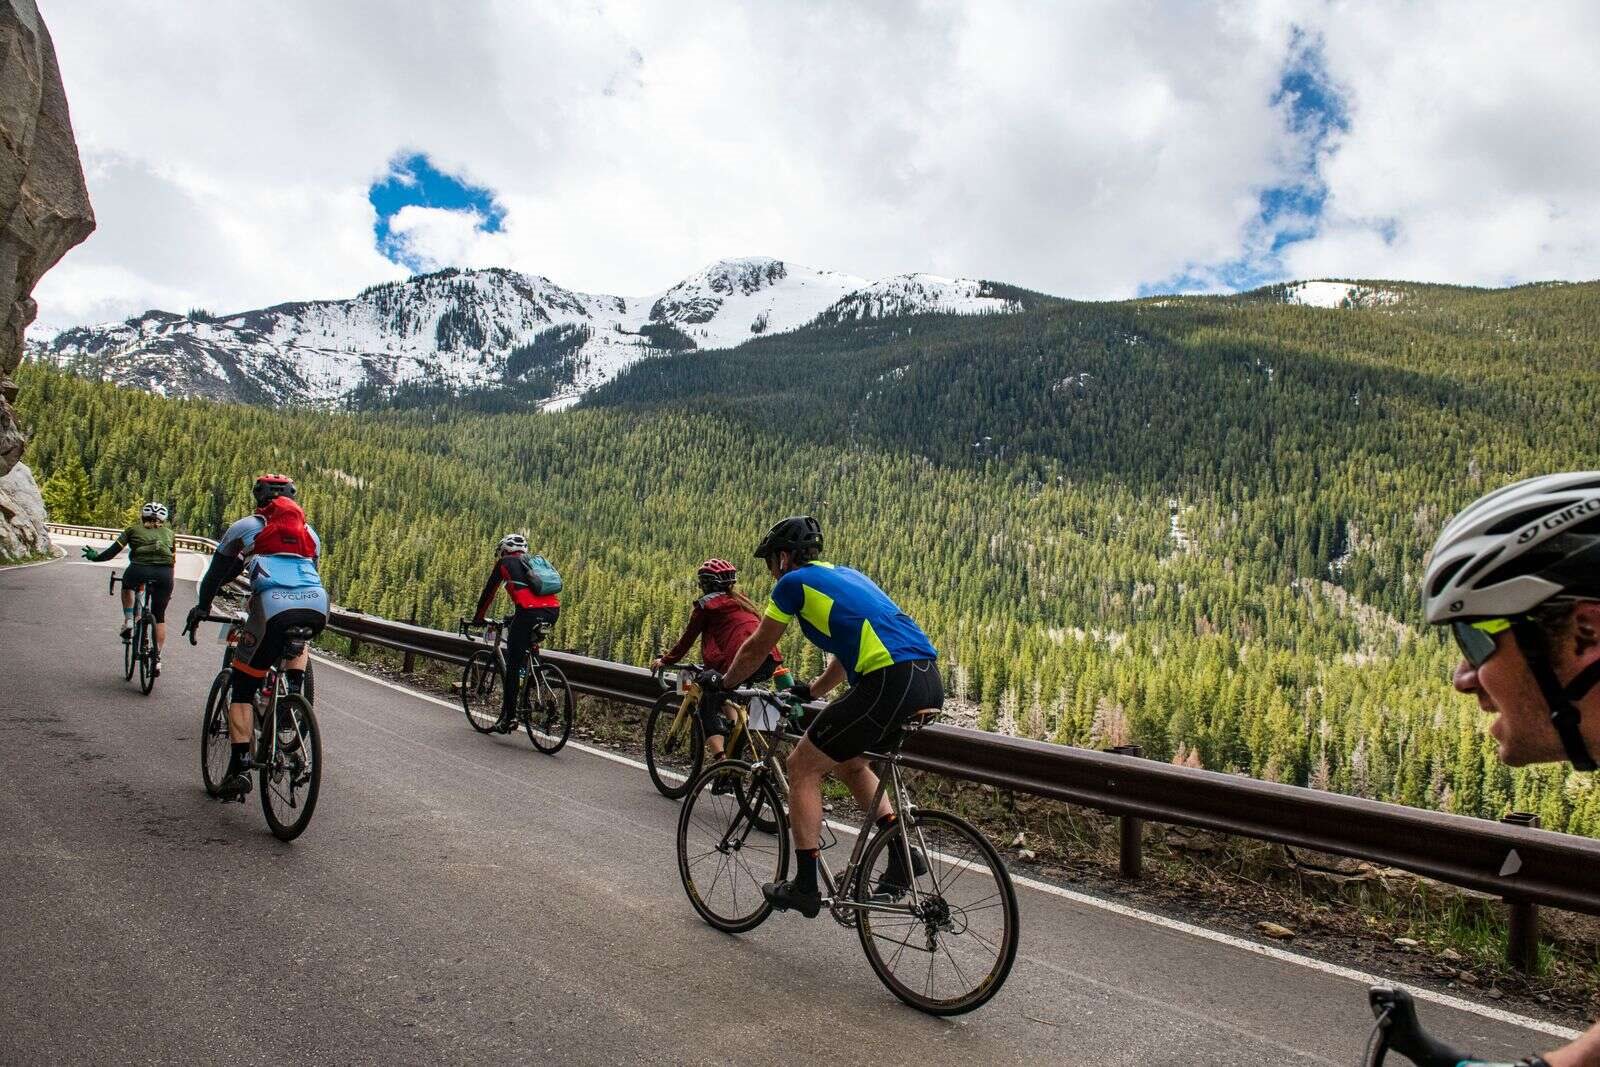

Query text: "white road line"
[311, 653, 1582, 1041]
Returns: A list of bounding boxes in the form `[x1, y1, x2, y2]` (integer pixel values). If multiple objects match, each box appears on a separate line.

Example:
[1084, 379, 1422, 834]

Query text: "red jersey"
[474, 552, 560, 620]
[662, 592, 781, 673]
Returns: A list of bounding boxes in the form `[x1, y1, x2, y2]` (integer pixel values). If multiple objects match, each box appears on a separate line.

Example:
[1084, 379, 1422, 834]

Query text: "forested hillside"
[18, 278, 1600, 832]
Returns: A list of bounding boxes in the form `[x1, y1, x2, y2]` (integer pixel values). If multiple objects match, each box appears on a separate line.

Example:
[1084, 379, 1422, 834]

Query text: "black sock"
[794, 848, 820, 894]
[285, 669, 305, 695]
[229, 741, 249, 773]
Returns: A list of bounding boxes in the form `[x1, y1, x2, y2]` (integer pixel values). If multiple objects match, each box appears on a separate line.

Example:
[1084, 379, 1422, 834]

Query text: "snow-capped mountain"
[31, 257, 1022, 409]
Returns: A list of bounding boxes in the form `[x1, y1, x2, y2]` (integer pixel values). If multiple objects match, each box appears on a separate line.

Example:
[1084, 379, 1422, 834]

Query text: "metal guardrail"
[317, 603, 1600, 928]
[47, 521, 1600, 955]
[46, 522, 219, 555]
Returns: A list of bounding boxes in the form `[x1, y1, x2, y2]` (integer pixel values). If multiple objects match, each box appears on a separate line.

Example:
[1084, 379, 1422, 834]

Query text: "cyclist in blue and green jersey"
[716, 515, 942, 917]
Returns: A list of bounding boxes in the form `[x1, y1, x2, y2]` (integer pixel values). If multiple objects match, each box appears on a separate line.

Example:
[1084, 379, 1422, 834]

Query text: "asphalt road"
[0, 557, 1577, 1064]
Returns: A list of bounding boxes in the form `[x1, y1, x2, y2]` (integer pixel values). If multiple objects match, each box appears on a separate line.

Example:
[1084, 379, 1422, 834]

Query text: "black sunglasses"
[1451, 617, 1513, 667]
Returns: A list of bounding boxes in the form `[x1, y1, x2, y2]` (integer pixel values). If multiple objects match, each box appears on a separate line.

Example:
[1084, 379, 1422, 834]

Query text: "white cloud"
[30, 1, 1600, 331]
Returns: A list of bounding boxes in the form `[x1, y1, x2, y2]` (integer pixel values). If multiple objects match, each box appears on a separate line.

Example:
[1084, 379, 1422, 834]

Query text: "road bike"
[1363, 987, 1533, 1066]
[192, 612, 322, 841]
[457, 615, 573, 754]
[675, 696, 1020, 1015]
[643, 664, 796, 801]
[109, 570, 158, 695]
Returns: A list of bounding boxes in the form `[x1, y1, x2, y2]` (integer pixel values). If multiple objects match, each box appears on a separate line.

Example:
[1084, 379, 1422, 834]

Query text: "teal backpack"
[528, 555, 563, 595]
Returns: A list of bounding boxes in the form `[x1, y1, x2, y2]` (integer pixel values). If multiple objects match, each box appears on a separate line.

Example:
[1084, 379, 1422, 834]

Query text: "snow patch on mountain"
[817, 274, 1020, 323]
[1283, 281, 1403, 309]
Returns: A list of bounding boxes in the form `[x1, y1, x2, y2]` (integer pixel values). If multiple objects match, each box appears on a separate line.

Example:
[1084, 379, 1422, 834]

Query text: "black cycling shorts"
[806, 659, 943, 763]
[121, 563, 175, 623]
[231, 607, 327, 702]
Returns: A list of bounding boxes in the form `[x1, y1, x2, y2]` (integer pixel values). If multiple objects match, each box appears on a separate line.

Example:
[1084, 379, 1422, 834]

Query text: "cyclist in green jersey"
[84, 503, 177, 674]
[715, 515, 941, 918]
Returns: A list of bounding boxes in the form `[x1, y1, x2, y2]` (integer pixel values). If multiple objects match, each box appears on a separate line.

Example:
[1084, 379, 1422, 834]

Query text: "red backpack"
[253, 496, 317, 558]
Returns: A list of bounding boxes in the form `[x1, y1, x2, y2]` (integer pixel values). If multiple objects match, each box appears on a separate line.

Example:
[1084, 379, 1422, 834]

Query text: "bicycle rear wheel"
[524, 662, 573, 754]
[200, 670, 232, 797]
[854, 808, 1019, 1016]
[123, 620, 136, 680]
[260, 694, 321, 841]
[644, 692, 704, 798]
[137, 617, 157, 694]
[677, 760, 788, 933]
[460, 650, 502, 733]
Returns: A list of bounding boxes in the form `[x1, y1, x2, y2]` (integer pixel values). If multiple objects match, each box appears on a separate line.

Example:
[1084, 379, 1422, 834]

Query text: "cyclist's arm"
[471, 563, 502, 625]
[812, 657, 846, 698]
[659, 606, 706, 665]
[87, 529, 130, 563]
[195, 551, 244, 611]
[724, 616, 786, 688]
[1544, 1023, 1600, 1066]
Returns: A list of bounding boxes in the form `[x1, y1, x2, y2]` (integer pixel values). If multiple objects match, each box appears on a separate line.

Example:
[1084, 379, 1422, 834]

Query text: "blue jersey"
[216, 514, 324, 594]
[764, 562, 936, 683]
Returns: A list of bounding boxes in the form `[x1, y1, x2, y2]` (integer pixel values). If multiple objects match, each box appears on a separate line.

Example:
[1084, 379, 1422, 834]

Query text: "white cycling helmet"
[1422, 472, 1600, 623]
[141, 502, 169, 522]
[498, 532, 528, 554]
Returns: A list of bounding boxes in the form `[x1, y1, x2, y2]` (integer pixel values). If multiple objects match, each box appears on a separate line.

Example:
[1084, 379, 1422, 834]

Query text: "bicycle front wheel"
[855, 808, 1020, 1016]
[524, 661, 573, 754]
[261, 694, 321, 841]
[644, 692, 704, 798]
[137, 617, 157, 695]
[677, 760, 788, 933]
[200, 670, 233, 797]
[460, 650, 502, 733]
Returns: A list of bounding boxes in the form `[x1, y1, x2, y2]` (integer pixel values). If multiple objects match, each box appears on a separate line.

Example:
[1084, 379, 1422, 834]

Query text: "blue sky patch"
[1140, 29, 1353, 297]
[369, 153, 506, 272]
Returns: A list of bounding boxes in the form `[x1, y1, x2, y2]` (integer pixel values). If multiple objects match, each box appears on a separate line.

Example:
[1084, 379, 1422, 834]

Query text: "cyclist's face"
[1453, 621, 1573, 766]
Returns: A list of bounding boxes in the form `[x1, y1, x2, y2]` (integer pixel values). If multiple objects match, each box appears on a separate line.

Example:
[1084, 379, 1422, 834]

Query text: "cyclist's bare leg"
[227, 703, 253, 744]
[154, 622, 166, 649]
[120, 588, 134, 612]
[784, 740, 887, 844]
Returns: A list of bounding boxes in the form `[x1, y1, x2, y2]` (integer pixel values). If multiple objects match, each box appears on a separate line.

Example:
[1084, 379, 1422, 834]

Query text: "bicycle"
[643, 664, 796, 802]
[192, 612, 322, 841]
[457, 615, 574, 754]
[109, 570, 158, 695]
[675, 696, 1020, 1015]
[1364, 986, 1536, 1066]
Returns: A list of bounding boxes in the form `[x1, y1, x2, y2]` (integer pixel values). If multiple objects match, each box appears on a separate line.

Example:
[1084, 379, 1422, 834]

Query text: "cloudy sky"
[31, 0, 1600, 330]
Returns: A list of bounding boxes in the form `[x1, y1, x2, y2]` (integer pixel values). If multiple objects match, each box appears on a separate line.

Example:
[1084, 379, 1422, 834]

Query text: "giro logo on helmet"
[1518, 497, 1600, 543]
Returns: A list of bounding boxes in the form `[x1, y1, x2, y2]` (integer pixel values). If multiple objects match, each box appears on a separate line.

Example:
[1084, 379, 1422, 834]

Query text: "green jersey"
[114, 524, 175, 566]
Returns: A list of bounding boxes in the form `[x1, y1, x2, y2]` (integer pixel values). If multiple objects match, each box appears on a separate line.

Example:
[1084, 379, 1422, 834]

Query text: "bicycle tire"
[260, 694, 321, 841]
[200, 670, 233, 797]
[644, 692, 704, 799]
[854, 808, 1020, 1016]
[123, 620, 136, 680]
[137, 617, 157, 695]
[460, 649, 502, 734]
[524, 661, 573, 754]
[677, 760, 789, 933]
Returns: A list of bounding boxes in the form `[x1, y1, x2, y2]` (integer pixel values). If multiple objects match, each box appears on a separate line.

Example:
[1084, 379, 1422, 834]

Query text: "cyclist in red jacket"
[472, 533, 560, 729]
[651, 559, 788, 760]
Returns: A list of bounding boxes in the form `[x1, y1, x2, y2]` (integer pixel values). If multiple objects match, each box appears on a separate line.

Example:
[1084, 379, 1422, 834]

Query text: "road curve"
[0, 559, 1570, 1064]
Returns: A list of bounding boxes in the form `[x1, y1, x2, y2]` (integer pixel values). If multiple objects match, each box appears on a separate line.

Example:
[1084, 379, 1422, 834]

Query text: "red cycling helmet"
[697, 558, 737, 593]
[253, 473, 297, 507]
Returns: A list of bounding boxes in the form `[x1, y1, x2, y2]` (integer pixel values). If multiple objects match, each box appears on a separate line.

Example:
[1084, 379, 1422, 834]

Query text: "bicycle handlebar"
[186, 611, 246, 645]
[1365, 988, 1472, 1067]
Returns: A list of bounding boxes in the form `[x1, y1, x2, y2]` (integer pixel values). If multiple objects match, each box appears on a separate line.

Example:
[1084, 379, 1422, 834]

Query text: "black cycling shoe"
[762, 880, 823, 918]
[873, 846, 929, 901]
[708, 759, 736, 795]
[218, 767, 254, 803]
[119, 624, 132, 640]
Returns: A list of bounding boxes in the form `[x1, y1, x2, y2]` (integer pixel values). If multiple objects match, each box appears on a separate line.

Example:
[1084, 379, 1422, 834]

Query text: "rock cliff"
[0, 0, 95, 561]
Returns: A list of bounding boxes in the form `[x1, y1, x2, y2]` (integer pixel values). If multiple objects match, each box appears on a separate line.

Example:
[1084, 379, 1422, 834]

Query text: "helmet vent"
[1429, 557, 1469, 598]
[1486, 507, 1552, 536]
[1455, 546, 1503, 589]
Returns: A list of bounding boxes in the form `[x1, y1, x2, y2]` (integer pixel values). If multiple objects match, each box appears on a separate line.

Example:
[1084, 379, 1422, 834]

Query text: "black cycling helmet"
[253, 473, 297, 507]
[754, 515, 822, 560]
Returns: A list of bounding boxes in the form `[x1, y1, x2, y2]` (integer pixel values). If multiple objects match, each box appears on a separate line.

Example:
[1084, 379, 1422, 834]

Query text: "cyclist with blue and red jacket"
[184, 474, 327, 800]
[471, 533, 561, 729]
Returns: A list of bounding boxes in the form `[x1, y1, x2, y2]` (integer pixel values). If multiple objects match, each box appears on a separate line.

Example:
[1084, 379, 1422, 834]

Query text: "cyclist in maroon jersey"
[471, 533, 561, 729]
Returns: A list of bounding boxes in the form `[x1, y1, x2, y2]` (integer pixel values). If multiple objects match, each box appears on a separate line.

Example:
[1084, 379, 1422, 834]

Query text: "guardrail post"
[401, 603, 418, 674]
[1109, 744, 1145, 880]
[1501, 811, 1541, 973]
